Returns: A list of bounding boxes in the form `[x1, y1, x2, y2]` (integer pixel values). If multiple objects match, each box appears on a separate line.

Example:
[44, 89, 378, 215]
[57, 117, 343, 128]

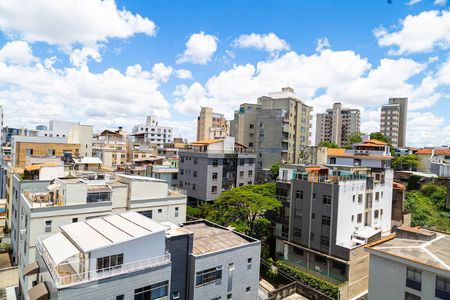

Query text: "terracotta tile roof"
[191, 139, 222, 146]
[435, 149, 450, 156]
[25, 163, 61, 171]
[393, 182, 406, 190]
[415, 149, 432, 155]
[361, 139, 387, 146]
[327, 148, 347, 156]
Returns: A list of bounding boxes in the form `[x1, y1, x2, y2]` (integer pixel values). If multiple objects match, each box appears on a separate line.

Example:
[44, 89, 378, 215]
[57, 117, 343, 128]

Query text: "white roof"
[73, 157, 103, 164]
[60, 211, 165, 252]
[116, 173, 167, 182]
[42, 232, 80, 264]
[353, 227, 380, 239]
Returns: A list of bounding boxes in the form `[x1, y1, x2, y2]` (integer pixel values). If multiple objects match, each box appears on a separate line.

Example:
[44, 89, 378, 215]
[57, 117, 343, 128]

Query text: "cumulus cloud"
[176, 32, 218, 64]
[375, 10, 450, 55]
[175, 69, 193, 80]
[151, 63, 173, 83]
[434, 0, 447, 5]
[0, 0, 156, 47]
[232, 33, 290, 53]
[69, 47, 102, 68]
[315, 37, 331, 52]
[0, 40, 37, 65]
[407, 112, 450, 147]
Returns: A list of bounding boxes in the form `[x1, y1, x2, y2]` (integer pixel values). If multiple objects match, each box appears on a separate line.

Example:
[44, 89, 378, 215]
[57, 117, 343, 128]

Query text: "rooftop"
[367, 230, 450, 272]
[73, 157, 102, 164]
[182, 221, 256, 255]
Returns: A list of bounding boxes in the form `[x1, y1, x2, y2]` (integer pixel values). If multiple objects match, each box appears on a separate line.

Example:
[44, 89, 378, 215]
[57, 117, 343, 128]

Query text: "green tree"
[369, 132, 391, 144]
[318, 141, 339, 148]
[207, 183, 282, 240]
[187, 202, 215, 220]
[270, 163, 280, 180]
[392, 154, 419, 171]
[344, 132, 363, 148]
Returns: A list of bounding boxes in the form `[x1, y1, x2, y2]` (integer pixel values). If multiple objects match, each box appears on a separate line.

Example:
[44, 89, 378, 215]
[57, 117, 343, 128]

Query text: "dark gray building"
[178, 137, 256, 203]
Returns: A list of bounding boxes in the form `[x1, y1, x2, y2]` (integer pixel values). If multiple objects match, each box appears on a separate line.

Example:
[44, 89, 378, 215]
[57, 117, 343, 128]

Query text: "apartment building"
[197, 107, 229, 141]
[11, 172, 186, 296]
[315, 102, 360, 147]
[93, 128, 128, 169]
[1, 127, 39, 146]
[11, 136, 80, 168]
[25, 213, 260, 300]
[366, 227, 449, 300]
[178, 137, 256, 202]
[230, 87, 312, 174]
[67, 124, 94, 157]
[380, 97, 408, 148]
[132, 115, 173, 148]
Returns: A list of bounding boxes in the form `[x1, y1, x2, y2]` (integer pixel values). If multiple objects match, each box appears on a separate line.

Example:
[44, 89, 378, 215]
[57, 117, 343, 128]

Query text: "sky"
[0, 0, 449, 147]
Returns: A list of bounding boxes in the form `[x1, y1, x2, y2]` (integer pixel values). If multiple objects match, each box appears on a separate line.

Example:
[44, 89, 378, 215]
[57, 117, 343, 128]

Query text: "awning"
[28, 282, 49, 300]
[42, 232, 80, 264]
[23, 261, 39, 276]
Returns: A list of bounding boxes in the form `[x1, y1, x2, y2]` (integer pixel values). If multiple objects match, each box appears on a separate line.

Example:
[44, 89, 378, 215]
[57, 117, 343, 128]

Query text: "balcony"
[36, 238, 171, 287]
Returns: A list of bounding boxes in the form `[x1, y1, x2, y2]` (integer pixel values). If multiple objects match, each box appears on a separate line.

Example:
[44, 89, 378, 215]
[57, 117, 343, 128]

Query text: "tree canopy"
[369, 132, 391, 144]
[270, 163, 280, 180]
[344, 132, 363, 148]
[392, 154, 419, 171]
[317, 141, 339, 148]
[405, 183, 450, 231]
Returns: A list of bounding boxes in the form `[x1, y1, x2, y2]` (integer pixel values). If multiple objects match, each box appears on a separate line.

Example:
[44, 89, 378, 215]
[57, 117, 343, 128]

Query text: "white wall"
[68, 124, 93, 157]
[39, 166, 65, 180]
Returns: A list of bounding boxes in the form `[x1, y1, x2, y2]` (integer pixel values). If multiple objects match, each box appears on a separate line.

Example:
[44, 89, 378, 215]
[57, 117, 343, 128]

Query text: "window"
[406, 267, 422, 291]
[96, 254, 124, 271]
[351, 215, 354, 222]
[314, 254, 327, 265]
[158, 209, 162, 213]
[293, 247, 304, 256]
[358, 194, 363, 203]
[313, 193, 316, 200]
[310, 232, 314, 241]
[45, 220, 52, 233]
[323, 195, 332, 205]
[175, 207, 179, 218]
[357, 213, 362, 223]
[436, 276, 450, 299]
[212, 172, 218, 180]
[322, 216, 331, 225]
[72, 218, 78, 223]
[249, 124, 254, 129]
[239, 159, 245, 166]
[352, 195, 356, 203]
[134, 281, 168, 300]
[374, 210, 379, 219]
[116, 295, 124, 300]
[180, 157, 184, 163]
[193, 171, 198, 177]
[48, 149, 56, 155]
[212, 159, 218, 167]
[180, 169, 184, 175]
[138, 210, 153, 219]
[375, 192, 380, 201]
[172, 291, 180, 299]
[320, 236, 330, 247]
[246, 287, 251, 293]
[296, 190, 303, 200]
[332, 261, 346, 275]
[249, 142, 253, 147]
[311, 213, 315, 220]
[196, 266, 223, 286]
[248, 170, 253, 177]
[211, 186, 217, 194]
[247, 258, 252, 270]
[193, 184, 197, 191]
[405, 292, 421, 300]
[25, 148, 33, 156]
[194, 158, 198, 164]
[293, 228, 302, 239]
[227, 294, 232, 299]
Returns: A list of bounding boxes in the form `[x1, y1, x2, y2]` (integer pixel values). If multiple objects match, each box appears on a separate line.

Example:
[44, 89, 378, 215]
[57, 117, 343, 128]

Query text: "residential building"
[72, 157, 102, 172]
[132, 115, 173, 148]
[380, 97, 408, 148]
[274, 139, 394, 299]
[197, 107, 229, 141]
[148, 158, 179, 187]
[298, 146, 328, 165]
[415, 148, 433, 173]
[366, 227, 450, 300]
[68, 124, 94, 157]
[430, 148, 450, 178]
[25, 213, 260, 300]
[1, 127, 39, 146]
[11, 172, 186, 295]
[36, 120, 78, 138]
[0, 105, 3, 143]
[93, 128, 128, 170]
[178, 137, 256, 202]
[230, 88, 312, 176]
[391, 182, 410, 227]
[11, 135, 80, 168]
[315, 102, 360, 147]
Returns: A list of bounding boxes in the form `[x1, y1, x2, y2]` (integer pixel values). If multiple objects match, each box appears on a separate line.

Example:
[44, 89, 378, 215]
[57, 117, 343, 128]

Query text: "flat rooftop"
[182, 222, 254, 255]
[60, 211, 165, 252]
[368, 232, 450, 271]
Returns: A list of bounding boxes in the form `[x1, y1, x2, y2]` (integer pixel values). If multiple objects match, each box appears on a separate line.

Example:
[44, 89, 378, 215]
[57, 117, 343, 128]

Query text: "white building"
[93, 128, 128, 169]
[37, 120, 78, 138]
[12, 172, 186, 296]
[366, 227, 450, 300]
[132, 115, 173, 148]
[68, 124, 93, 157]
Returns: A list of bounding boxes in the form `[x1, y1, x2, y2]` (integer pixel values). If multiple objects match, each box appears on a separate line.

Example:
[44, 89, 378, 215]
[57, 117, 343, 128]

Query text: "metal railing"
[36, 238, 171, 287]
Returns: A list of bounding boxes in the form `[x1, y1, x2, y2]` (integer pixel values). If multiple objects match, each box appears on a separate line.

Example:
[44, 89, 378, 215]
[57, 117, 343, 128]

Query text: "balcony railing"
[36, 238, 171, 287]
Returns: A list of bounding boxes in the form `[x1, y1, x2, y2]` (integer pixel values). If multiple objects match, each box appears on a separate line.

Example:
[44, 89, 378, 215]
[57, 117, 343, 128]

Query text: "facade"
[93, 128, 128, 170]
[315, 102, 360, 147]
[11, 135, 80, 168]
[68, 124, 94, 157]
[430, 148, 450, 178]
[380, 97, 408, 148]
[2, 127, 39, 146]
[11, 172, 187, 296]
[178, 137, 256, 202]
[366, 227, 450, 300]
[132, 115, 173, 148]
[391, 182, 410, 227]
[197, 107, 229, 141]
[230, 88, 312, 172]
[37, 120, 78, 138]
[26, 213, 260, 300]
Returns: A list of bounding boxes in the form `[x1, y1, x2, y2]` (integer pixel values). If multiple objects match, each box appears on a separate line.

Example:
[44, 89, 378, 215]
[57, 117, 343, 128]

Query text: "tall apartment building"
[274, 140, 394, 299]
[380, 97, 408, 148]
[178, 137, 256, 202]
[231, 87, 312, 173]
[26, 213, 260, 300]
[93, 128, 128, 169]
[67, 124, 93, 157]
[132, 115, 173, 148]
[11, 172, 187, 296]
[196, 107, 229, 141]
[315, 102, 360, 147]
[366, 227, 449, 300]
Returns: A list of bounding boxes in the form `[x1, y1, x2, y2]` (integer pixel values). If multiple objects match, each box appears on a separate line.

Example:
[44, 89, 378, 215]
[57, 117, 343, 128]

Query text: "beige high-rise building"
[315, 102, 360, 147]
[231, 87, 312, 171]
[196, 107, 229, 141]
[380, 97, 408, 148]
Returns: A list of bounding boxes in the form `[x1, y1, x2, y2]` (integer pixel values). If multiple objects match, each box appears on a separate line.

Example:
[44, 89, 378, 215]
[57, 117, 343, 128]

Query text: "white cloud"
[375, 10, 450, 55]
[0, 0, 156, 47]
[315, 37, 331, 52]
[407, 0, 422, 5]
[0, 40, 37, 65]
[175, 69, 193, 80]
[434, 0, 447, 5]
[437, 55, 450, 84]
[176, 32, 218, 64]
[69, 47, 102, 68]
[151, 63, 173, 83]
[232, 33, 290, 53]
[407, 112, 450, 147]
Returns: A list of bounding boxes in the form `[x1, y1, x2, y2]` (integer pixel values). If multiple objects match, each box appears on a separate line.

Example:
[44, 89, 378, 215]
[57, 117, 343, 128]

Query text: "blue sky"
[0, 0, 449, 146]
